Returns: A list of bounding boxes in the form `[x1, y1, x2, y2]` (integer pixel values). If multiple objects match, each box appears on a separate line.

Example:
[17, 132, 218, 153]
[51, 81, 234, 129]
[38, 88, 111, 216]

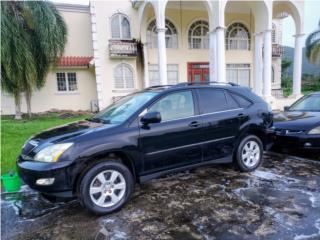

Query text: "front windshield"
[289, 95, 320, 112]
[91, 92, 158, 124]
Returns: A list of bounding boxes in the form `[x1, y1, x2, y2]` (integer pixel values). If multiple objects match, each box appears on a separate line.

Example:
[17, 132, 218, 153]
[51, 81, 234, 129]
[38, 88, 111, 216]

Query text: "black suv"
[17, 82, 273, 214]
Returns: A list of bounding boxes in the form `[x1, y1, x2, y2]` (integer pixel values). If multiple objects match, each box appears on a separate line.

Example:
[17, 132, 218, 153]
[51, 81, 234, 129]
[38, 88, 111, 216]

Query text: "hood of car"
[273, 111, 320, 131]
[22, 120, 116, 156]
[34, 120, 105, 141]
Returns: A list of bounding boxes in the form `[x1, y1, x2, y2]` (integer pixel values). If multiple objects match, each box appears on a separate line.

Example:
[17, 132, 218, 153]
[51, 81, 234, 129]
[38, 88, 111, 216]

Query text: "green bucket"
[1, 172, 22, 192]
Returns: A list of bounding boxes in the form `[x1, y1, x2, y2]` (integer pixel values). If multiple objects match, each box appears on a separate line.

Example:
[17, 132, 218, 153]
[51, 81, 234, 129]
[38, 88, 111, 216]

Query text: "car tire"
[79, 161, 134, 215]
[235, 135, 263, 172]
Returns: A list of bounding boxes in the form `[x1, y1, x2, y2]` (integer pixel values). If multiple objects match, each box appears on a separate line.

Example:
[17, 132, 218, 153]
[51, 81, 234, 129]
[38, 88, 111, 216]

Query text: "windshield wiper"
[86, 117, 111, 124]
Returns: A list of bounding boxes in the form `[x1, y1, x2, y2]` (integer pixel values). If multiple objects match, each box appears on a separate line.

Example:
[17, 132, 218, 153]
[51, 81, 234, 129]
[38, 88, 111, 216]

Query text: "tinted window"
[149, 91, 195, 121]
[230, 92, 252, 108]
[197, 89, 229, 114]
[289, 95, 320, 111]
[225, 91, 240, 109]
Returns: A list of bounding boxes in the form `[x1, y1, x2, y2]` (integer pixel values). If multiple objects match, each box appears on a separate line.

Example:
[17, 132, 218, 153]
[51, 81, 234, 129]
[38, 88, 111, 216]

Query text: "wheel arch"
[72, 150, 138, 196]
[236, 124, 268, 150]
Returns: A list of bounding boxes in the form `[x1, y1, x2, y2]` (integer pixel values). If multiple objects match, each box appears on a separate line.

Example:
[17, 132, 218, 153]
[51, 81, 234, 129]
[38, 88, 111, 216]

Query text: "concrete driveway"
[1, 152, 320, 240]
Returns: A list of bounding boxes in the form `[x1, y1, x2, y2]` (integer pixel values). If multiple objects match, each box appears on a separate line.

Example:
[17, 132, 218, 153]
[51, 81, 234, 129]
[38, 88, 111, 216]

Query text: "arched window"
[272, 23, 276, 43]
[114, 63, 134, 89]
[188, 20, 209, 49]
[226, 22, 250, 50]
[111, 14, 131, 39]
[147, 19, 178, 49]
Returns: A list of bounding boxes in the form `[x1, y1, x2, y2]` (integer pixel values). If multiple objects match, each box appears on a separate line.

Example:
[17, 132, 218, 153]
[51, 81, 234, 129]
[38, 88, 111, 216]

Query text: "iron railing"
[109, 40, 138, 58]
[272, 44, 284, 57]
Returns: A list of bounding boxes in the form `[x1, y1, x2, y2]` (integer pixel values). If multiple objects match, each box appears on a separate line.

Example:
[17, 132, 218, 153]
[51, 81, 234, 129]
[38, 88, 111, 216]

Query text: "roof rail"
[146, 85, 173, 90]
[173, 81, 239, 87]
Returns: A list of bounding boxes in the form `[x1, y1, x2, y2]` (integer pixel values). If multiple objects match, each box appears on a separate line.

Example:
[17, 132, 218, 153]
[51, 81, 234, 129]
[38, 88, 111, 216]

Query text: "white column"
[209, 27, 225, 82]
[143, 42, 149, 88]
[209, 31, 217, 82]
[216, 27, 226, 82]
[254, 32, 263, 96]
[157, 27, 168, 85]
[292, 33, 304, 96]
[89, 4, 104, 110]
[263, 29, 272, 97]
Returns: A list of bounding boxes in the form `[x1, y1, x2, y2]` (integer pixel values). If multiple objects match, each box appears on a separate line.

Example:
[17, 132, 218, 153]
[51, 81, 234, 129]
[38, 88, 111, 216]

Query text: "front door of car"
[138, 90, 204, 175]
[196, 88, 242, 161]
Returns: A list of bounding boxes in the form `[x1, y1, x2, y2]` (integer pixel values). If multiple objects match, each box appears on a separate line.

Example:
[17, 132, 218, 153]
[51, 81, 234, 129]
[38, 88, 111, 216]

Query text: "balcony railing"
[272, 44, 284, 58]
[272, 89, 284, 98]
[109, 40, 138, 58]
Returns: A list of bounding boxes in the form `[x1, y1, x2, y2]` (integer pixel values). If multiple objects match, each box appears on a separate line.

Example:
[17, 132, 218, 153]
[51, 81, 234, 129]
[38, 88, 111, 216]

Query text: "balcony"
[272, 44, 284, 58]
[108, 40, 138, 58]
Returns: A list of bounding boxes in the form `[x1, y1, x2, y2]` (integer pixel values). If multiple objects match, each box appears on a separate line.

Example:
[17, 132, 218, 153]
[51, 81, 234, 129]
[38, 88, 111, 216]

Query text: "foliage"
[1, 1, 67, 118]
[282, 73, 320, 97]
[305, 20, 320, 65]
[281, 58, 292, 75]
[281, 58, 293, 96]
[301, 74, 320, 92]
[1, 113, 90, 174]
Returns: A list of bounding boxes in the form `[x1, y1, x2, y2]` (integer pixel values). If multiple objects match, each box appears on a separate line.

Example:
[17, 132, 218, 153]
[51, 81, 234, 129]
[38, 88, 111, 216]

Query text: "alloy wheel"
[89, 170, 126, 208]
[241, 140, 261, 168]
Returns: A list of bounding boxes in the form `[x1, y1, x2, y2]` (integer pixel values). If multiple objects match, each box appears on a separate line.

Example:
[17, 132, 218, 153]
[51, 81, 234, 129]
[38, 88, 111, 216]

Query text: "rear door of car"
[196, 88, 243, 161]
[138, 90, 205, 175]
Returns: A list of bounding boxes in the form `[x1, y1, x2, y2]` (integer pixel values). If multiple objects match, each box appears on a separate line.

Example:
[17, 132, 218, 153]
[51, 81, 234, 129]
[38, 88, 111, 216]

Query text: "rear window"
[230, 92, 252, 108]
[197, 89, 229, 114]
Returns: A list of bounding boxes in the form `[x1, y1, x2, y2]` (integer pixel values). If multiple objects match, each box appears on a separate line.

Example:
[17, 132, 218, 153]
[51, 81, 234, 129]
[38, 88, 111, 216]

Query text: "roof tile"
[57, 56, 93, 67]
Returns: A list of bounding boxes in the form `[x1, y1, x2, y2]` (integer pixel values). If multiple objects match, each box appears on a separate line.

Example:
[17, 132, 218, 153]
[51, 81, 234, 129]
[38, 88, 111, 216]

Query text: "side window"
[197, 89, 229, 114]
[225, 91, 240, 109]
[230, 92, 252, 108]
[149, 91, 195, 122]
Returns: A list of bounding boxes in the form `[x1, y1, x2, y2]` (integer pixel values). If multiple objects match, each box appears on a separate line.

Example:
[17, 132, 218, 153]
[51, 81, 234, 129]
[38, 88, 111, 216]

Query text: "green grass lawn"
[1, 113, 90, 174]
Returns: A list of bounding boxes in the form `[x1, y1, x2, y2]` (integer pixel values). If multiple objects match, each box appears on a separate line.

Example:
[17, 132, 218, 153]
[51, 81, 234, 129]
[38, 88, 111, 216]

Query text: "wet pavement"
[1, 152, 320, 240]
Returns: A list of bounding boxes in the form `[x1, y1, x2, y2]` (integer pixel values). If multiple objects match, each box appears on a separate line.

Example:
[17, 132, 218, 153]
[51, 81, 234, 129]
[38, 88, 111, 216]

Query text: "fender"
[236, 122, 268, 150]
[77, 139, 143, 172]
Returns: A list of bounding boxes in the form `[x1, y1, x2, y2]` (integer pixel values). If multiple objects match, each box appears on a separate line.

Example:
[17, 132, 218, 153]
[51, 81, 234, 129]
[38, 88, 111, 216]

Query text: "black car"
[17, 82, 273, 214]
[272, 92, 320, 152]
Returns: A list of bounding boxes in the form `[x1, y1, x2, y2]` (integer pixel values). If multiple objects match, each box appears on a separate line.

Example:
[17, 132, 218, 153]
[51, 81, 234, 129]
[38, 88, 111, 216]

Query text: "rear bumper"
[17, 156, 75, 198]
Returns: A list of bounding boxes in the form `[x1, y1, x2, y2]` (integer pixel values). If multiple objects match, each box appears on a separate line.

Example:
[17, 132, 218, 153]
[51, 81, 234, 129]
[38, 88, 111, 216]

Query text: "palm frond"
[1, 1, 68, 96]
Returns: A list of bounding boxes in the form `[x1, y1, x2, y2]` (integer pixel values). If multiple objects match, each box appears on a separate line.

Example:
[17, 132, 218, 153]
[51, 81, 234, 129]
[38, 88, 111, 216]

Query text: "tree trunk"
[14, 92, 22, 120]
[25, 90, 32, 118]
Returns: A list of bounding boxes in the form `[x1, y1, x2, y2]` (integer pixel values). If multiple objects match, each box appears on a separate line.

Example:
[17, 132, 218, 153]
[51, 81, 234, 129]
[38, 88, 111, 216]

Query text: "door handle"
[189, 121, 200, 128]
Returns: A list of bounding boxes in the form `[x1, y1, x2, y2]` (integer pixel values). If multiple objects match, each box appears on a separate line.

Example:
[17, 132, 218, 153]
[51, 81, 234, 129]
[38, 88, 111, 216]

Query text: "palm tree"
[1, 1, 67, 119]
[305, 20, 320, 65]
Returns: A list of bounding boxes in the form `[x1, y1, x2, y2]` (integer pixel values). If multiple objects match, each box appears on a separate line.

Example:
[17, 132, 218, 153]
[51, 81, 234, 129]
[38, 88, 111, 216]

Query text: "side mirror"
[141, 111, 161, 125]
[284, 106, 290, 111]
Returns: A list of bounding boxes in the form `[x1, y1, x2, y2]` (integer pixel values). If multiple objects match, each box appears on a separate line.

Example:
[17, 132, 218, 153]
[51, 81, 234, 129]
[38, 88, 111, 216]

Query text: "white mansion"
[1, 0, 305, 114]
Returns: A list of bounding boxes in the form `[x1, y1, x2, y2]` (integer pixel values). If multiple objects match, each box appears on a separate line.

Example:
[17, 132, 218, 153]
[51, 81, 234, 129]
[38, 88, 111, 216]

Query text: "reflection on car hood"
[273, 111, 320, 131]
[32, 120, 114, 143]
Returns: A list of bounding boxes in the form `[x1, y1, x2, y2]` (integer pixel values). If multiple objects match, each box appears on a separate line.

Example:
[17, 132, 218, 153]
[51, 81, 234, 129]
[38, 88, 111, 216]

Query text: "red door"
[188, 62, 209, 82]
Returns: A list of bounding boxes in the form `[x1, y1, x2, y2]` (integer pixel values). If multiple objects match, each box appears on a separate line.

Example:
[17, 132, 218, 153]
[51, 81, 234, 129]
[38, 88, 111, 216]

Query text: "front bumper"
[17, 155, 75, 198]
[270, 130, 320, 151]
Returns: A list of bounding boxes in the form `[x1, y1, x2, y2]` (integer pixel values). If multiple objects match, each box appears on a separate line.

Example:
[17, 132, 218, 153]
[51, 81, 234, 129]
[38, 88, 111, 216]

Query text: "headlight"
[34, 143, 73, 162]
[308, 126, 320, 135]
